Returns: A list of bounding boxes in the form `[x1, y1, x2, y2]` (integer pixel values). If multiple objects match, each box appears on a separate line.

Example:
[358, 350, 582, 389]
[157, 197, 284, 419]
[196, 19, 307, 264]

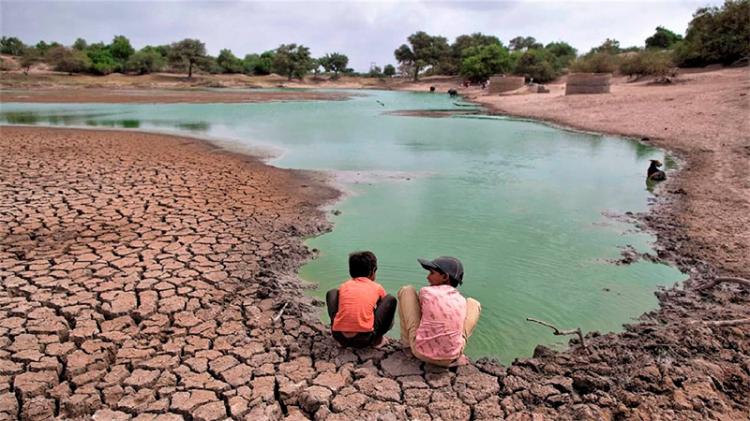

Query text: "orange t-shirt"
[332, 277, 386, 333]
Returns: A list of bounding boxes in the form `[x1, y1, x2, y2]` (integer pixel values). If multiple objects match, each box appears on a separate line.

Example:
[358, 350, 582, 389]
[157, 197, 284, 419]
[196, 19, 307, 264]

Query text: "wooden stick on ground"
[696, 276, 750, 291]
[272, 302, 289, 323]
[690, 318, 750, 327]
[526, 317, 590, 353]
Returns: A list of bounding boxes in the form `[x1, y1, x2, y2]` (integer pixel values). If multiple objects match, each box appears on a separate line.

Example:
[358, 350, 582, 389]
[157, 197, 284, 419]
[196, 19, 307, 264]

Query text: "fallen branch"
[272, 302, 289, 323]
[690, 318, 750, 327]
[526, 317, 590, 354]
[696, 276, 750, 291]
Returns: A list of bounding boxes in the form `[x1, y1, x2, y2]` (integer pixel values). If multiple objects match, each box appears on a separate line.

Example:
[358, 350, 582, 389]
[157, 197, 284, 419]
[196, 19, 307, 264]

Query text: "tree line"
[1, 0, 746, 81]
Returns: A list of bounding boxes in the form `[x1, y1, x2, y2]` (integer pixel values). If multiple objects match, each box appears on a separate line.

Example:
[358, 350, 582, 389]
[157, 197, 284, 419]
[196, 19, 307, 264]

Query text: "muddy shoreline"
[1, 73, 749, 420]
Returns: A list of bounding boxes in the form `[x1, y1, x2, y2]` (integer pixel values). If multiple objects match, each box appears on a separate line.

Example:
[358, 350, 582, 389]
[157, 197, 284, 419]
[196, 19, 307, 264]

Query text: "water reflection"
[0, 110, 210, 132]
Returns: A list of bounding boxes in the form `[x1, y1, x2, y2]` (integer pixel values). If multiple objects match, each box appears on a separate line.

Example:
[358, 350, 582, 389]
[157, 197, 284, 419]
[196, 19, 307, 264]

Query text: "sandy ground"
[1, 68, 749, 420]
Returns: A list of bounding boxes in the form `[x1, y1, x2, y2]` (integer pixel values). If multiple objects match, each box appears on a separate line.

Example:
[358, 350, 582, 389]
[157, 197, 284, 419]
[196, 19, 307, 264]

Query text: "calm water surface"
[1, 90, 685, 363]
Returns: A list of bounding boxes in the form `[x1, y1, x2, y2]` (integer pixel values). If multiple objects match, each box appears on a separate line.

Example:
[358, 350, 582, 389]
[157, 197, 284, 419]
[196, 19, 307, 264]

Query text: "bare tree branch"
[526, 317, 590, 353]
[272, 302, 289, 323]
[690, 318, 750, 327]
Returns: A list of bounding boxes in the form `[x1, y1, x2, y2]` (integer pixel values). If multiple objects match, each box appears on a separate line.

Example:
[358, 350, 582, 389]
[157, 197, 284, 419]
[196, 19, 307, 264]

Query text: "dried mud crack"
[1, 125, 748, 421]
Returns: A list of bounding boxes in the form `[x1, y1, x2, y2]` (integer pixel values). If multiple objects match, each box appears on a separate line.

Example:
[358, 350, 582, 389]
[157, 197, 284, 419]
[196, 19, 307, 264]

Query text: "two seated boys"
[326, 251, 481, 366]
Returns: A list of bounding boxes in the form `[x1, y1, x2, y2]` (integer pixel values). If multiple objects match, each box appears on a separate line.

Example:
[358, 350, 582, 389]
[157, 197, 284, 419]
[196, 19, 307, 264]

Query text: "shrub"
[569, 52, 618, 73]
[126, 50, 166, 74]
[46, 46, 91, 74]
[619, 50, 676, 80]
[216, 49, 244, 73]
[87, 48, 119, 75]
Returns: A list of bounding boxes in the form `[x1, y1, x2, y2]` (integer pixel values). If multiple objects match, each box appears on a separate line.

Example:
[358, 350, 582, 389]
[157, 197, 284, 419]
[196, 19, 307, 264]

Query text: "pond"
[0, 89, 685, 363]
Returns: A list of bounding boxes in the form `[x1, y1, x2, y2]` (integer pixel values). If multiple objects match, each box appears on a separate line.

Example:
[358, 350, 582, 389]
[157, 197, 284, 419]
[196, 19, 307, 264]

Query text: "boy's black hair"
[349, 251, 377, 278]
[432, 267, 460, 288]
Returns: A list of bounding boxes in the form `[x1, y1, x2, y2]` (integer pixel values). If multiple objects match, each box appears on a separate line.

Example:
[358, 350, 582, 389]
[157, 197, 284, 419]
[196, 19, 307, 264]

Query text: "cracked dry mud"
[1, 125, 748, 421]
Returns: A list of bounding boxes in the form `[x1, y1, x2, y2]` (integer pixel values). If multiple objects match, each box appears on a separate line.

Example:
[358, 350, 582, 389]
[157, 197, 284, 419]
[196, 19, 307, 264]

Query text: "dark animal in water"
[430, 86, 436, 92]
[647, 160, 666, 181]
[448, 89, 458, 97]
[376, 100, 385, 107]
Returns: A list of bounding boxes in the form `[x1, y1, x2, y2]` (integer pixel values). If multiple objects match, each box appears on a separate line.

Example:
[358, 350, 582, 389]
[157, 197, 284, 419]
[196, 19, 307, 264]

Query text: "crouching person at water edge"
[326, 251, 397, 348]
[399, 256, 481, 366]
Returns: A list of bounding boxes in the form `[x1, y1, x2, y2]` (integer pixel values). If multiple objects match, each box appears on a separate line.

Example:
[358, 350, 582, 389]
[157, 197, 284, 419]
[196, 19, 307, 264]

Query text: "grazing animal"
[448, 89, 458, 97]
[647, 159, 666, 181]
[430, 86, 436, 92]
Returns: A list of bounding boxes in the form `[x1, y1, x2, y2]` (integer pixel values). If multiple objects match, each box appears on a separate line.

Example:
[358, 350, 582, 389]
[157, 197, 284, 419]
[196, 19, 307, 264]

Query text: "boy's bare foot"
[373, 336, 389, 349]
[449, 355, 470, 367]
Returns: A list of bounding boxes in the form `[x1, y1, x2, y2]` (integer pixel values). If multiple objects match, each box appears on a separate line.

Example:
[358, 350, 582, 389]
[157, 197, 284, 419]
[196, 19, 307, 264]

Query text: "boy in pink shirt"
[398, 256, 481, 366]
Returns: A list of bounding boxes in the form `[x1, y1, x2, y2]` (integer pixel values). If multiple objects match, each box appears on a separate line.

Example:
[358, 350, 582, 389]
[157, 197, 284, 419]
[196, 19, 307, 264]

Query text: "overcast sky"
[1, 0, 722, 71]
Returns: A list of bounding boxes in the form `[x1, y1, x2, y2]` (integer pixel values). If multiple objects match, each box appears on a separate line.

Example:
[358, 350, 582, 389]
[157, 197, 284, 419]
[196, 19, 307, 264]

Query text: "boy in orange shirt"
[326, 251, 397, 348]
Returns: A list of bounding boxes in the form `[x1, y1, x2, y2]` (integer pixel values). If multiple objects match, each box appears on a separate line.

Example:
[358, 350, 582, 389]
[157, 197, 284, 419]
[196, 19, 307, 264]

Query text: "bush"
[619, 51, 676, 80]
[216, 49, 244, 73]
[126, 50, 166, 74]
[569, 52, 618, 73]
[87, 48, 119, 75]
[46, 46, 91, 74]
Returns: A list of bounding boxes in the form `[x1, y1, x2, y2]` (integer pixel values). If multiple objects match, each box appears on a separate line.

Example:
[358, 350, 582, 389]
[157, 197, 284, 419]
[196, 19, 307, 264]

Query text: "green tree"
[589, 38, 621, 55]
[509, 36, 543, 51]
[645, 26, 683, 49]
[168, 39, 207, 78]
[1, 36, 25, 55]
[318, 52, 349, 78]
[544, 41, 577, 71]
[460, 44, 512, 83]
[109, 35, 135, 69]
[126, 49, 166, 74]
[243, 51, 274, 75]
[383, 64, 396, 77]
[673, 0, 750, 66]
[216, 49, 244, 73]
[72, 38, 88, 51]
[86, 44, 118, 75]
[46, 46, 91, 74]
[447, 33, 502, 75]
[513, 49, 556, 82]
[35, 41, 60, 56]
[272, 43, 314, 80]
[394, 31, 450, 81]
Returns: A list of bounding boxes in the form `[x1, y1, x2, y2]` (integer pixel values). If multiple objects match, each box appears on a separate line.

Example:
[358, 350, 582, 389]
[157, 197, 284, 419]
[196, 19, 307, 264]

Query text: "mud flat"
[1, 65, 749, 420]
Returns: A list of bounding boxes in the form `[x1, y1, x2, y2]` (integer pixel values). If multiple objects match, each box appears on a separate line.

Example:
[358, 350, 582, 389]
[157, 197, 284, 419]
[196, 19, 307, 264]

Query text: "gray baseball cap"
[418, 256, 464, 285]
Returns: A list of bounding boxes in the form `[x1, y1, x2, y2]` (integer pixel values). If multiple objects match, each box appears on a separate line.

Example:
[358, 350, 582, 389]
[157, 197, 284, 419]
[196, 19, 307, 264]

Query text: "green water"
[1, 90, 685, 363]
